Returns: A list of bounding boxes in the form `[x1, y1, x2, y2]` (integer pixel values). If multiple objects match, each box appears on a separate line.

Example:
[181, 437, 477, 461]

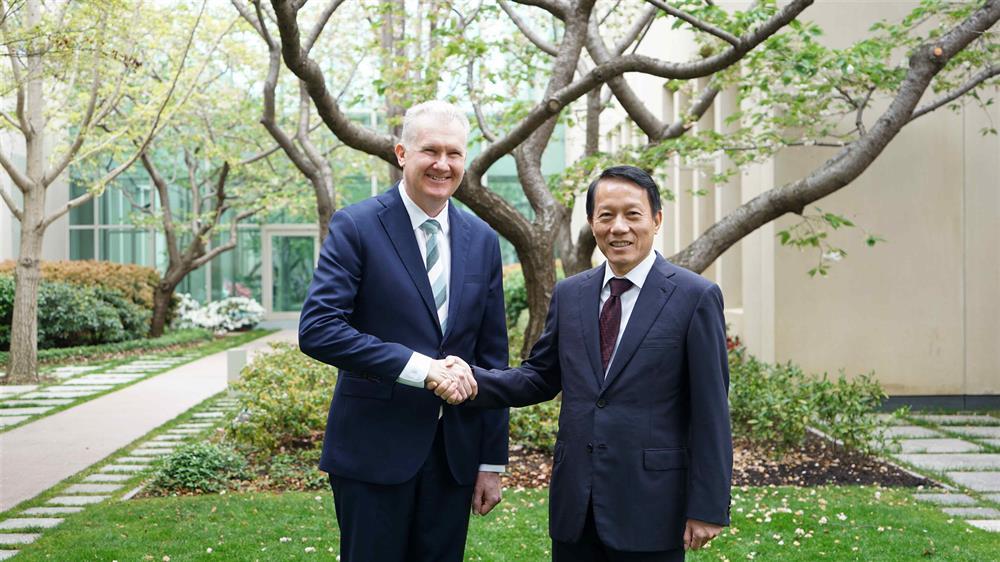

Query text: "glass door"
[263, 228, 318, 319]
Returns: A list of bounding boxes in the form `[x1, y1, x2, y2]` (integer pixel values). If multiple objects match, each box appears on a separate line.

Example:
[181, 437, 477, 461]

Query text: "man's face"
[588, 177, 662, 276]
[394, 116, 467, 216]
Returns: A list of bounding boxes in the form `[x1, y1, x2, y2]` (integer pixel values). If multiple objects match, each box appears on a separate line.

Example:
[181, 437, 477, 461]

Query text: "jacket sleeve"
[472, 280, 563, 409]
[298, 209, 413, 381]
[684, 283, 733, 526]
[474, 233, 511, 466]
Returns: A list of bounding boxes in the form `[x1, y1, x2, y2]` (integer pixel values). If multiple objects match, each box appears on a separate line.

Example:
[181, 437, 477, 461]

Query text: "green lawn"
[12, 486, 996, 561]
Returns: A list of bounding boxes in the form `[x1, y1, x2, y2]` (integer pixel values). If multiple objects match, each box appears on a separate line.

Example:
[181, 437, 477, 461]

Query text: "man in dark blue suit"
[298, 100, 509, 562]
[437, 166, 732, 561]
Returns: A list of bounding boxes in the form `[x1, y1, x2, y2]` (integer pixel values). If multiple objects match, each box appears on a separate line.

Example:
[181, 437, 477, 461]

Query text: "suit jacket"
[473, 254, 732, 551]
[299, 184, 509, 487]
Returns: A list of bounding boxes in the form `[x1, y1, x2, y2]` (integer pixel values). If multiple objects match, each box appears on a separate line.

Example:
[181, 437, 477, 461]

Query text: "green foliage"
[0, 328, 213, 366]
[255, 449, 328, 491]
[0, 276, 150, 351]
[230, 343, 336, 453]
[509, 399, 561, 453]
[149, 442, 249, 494]
[729, 352, 890, 457]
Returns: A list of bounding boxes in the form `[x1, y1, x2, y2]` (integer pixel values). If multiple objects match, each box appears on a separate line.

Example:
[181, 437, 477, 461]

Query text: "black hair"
[585, 165, 662, 219]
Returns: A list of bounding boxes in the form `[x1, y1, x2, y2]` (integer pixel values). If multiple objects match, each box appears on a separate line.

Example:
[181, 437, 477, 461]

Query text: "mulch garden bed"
[502, 433, 936, 489]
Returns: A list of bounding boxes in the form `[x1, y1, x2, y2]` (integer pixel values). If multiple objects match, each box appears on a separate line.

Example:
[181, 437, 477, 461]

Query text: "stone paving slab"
[0, 386, 38, 396]
[914, 493, 977, 505]
[131, 448, 172, 456]
[177, 423, 215, 429]
[982, 439, 1000, 448]
[166, 428, 205, 434]
[895, 454, 1000, 471]
[879, 426, 943, 439]
[101, 464, 147, 473]
[46, 495, 108, 506]
[21, 507, 83, 515]
[942, 507, 1000, 518]
[985, 494, 1000, 503]
[0, 533, 40, 545]
[83, 474, 132, 483]
[117, 456, 156, 464]
[192, 412, 225, 419]
[62, 377, 137, 386]
[63, 483, 123, 494]
[151, 434, 187, 441]
[21, 392, 92, 399]
[0, 518, 62, 530]
[898, 439, 981, 453]
[140, 440, 180, 448]
[45, 385, 113, 392]
[947, 472, 1000, 492]
[966, 520, 1000, 532]
[1, 398, 73, 406]
[912, 414, 1000, 425]
[0, 550, 19, 560]
[949, 426, 1000, 439]
[0, 416, 29, 427]
[0, 407, 54, 416]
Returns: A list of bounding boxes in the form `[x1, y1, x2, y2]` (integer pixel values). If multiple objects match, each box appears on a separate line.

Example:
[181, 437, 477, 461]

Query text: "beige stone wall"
[570, 1, 999, 395]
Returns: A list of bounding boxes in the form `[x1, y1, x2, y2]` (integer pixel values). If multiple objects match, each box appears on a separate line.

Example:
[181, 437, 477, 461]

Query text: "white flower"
[818, 516, 828, 525]
[836, 513, 848, 521]
[280, 537, 292, 543]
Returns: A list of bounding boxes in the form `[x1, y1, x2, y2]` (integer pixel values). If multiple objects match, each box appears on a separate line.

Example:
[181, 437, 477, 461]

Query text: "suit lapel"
[443, 204, 469, 341]
[376, 186, 440, 332]
[578, 264, 607, 389]
[601, 256, 678, 391]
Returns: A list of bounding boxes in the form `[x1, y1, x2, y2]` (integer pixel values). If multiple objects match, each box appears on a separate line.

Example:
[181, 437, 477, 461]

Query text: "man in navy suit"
[436, 166, 732, 561]
[298, 100, 509, 562]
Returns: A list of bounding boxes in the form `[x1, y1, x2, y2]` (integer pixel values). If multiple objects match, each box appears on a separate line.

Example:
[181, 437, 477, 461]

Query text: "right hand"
[425, 355, 476, 404]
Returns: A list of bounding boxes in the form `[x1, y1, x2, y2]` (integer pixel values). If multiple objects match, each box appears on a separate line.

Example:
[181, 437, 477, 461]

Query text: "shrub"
[0, 328, 213, 365]
[509, 399, 561, 453]
[0, 259, 164, 313]
[0, 276, 150, 350]
[230, 343, 336, 453]
[150, 442, 249, 494]
[180, 296, 264, 333]
[728, 352, 889, 457]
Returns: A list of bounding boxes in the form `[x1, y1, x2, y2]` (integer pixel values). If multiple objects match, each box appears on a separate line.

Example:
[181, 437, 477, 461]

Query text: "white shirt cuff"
[397, 352, 433, 387]
[478, 464, 506, 473]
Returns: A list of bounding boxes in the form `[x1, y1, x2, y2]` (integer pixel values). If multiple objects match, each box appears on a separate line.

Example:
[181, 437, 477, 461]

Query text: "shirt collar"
[602, 250, 656, 291]
[399, 180, 450, 235]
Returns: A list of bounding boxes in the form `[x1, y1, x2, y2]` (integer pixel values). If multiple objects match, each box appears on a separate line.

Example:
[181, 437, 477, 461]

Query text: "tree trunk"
[6, 223, 44, 384]
[149, 279, 181, 338]
[516, 237, 558, 361]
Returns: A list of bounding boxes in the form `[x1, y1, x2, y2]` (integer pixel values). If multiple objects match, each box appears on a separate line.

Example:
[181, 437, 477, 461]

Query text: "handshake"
[424, 356, 476, 405]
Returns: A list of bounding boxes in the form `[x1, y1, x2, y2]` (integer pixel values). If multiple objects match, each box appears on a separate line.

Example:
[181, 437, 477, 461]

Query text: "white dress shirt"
[599, 251, 657, 376]
[393, 183, 503, 473]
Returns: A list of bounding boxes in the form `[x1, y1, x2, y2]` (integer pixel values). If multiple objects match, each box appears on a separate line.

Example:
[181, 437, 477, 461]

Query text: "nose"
[610, 215, 629, 233]
[431, 153, 449, 168]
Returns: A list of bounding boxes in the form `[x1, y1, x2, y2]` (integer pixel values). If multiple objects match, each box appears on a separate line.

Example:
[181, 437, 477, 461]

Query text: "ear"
[653, 209, 663, 233]
[394, 143, 406, 167]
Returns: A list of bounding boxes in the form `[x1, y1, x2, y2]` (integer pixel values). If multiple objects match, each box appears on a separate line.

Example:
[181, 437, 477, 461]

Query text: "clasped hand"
[424, 356, 475, 404]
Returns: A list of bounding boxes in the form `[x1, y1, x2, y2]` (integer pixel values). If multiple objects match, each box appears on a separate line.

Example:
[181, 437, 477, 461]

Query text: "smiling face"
[394, 115, 467, 217]
[588, 177, 662, 276]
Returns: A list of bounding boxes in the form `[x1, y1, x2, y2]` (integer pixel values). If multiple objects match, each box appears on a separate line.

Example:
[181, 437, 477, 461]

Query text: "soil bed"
[502, 433, 935, 489]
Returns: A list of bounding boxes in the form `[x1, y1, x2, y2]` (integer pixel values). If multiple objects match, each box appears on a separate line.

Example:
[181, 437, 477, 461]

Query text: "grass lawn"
[11, 486, 996, 561]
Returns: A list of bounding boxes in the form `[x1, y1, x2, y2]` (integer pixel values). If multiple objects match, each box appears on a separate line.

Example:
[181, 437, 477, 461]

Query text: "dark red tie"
[600, 278, 633, 373]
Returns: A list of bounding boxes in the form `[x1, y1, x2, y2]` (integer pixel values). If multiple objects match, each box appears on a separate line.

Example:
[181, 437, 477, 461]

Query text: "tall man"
[437, 166, 732, 561]
[298, 100, 509, 562]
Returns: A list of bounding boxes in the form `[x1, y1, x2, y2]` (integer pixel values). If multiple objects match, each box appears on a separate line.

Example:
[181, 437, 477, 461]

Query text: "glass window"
[69, 229, 95, 260]
[99, 229, 152, 266]
[69, 180, 94, 225]
[177, 264, 207, 304]
[211, 228, 262, 302]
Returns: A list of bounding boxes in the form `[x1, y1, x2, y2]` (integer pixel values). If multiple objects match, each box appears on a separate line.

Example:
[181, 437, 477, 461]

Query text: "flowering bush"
[175, 294, 264, 333]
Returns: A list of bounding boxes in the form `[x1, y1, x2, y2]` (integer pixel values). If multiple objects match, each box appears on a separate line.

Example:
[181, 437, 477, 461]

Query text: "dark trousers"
[329, 423, 474, 562]
[552, 500, 684, 562]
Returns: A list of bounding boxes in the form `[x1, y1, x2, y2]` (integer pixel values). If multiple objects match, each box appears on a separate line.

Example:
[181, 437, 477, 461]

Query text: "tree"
[265, 0, 998, 357]
[0, 0, 215, 382]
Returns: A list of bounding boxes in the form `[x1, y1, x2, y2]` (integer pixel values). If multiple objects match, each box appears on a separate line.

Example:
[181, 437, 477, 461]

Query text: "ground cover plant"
[10, 486, 999, 561]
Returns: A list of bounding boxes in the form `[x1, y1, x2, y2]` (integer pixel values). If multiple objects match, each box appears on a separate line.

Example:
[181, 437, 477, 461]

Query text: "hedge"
[0, 328, 214, 366]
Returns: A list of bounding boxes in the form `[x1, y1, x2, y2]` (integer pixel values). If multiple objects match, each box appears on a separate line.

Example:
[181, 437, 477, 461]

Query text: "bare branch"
[0, 182, 23, 221]
[509, 0, 569, 20]
[658, 84, 720, 140]
[0, 147, 30, 191]
[612, 5, 657, 56]
[0, 109, 20, 131]
[855, 86, 876, 136]
[467, 60, 497, 142]
[304, 0, 347, 53]
[909, 64, 1000, 122]
[141, 151, 181, 266]
[645, 0, 739, 47]
[499, 0, 558, 56]
[43, 48, 103, 187]
[191, 206, 262, 269]
[0, 0, 29, 133]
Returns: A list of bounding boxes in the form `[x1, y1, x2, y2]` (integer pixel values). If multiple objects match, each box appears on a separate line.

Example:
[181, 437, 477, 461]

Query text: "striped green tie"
[420, 219, 448, 332]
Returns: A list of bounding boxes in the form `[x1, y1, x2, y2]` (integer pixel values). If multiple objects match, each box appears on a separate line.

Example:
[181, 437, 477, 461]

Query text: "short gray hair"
[399, 100, 470, 148]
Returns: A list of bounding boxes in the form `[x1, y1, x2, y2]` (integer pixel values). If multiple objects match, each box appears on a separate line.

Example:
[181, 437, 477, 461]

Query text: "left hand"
[684, 518, 722, 550]
[471, 471, 502, 516]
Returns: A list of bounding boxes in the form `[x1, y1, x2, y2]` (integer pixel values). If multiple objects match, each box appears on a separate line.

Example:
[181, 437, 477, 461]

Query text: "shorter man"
[434, 166, 733, 561]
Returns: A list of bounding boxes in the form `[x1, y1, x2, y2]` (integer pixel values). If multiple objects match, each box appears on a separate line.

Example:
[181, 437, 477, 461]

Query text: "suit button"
[586, 443, 594, 453]
[597, 444, 607, 451]
[596, 399, 607, 408]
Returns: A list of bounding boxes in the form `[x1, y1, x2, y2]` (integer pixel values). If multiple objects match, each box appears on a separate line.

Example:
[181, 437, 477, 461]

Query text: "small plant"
[509, 399, 561, 453]
[149, 442, 249, 494]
